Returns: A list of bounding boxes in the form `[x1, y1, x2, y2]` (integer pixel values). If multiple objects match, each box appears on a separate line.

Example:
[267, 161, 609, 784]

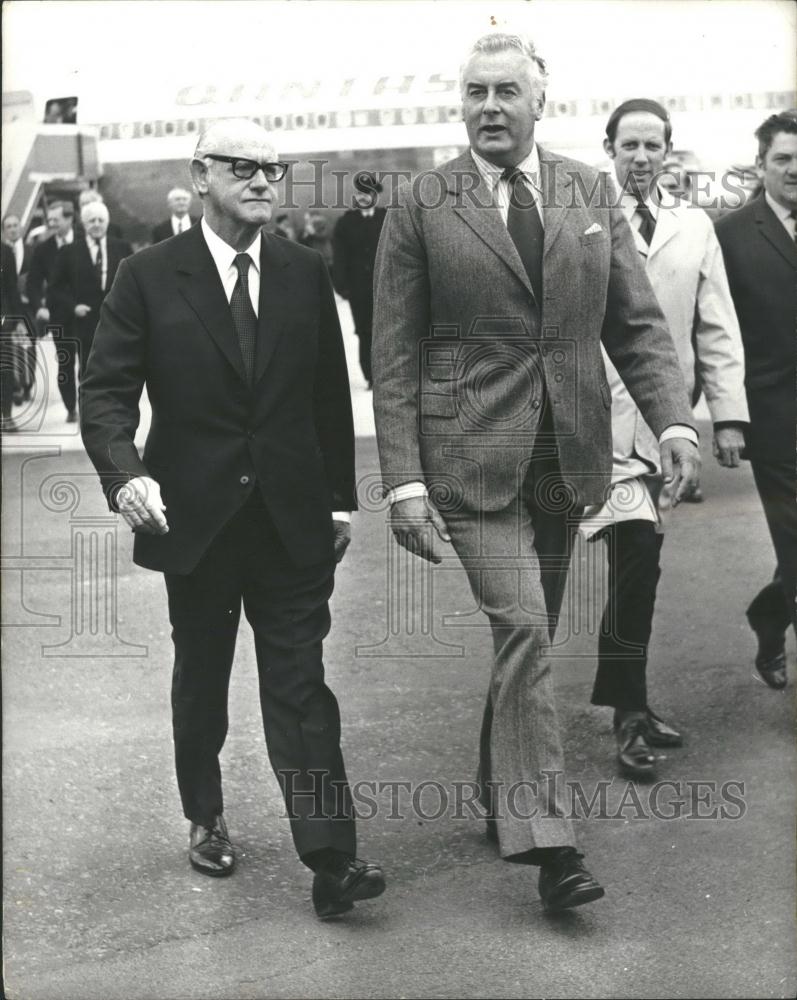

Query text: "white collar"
[615, 173, 660, 220]
[57, 230, 74, 246]
[471, 145, 540, 191]
[764, 190, 794, 223]
[86, 234, 107, 246]
[201, 217, 261, 273]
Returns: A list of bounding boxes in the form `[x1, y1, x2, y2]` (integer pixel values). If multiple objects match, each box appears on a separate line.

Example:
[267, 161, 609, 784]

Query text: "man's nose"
[249, 169, 269, 190]
[482, 88, 500, 114]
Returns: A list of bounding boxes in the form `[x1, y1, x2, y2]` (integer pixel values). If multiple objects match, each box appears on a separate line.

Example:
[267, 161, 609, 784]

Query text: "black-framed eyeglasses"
[202, 154, 289, 182]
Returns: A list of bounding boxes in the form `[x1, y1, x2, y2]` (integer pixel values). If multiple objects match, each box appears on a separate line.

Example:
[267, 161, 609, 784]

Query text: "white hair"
[460, 31, 549, 92]
[167, 187, 192, 202]
[80, 201, 109, 224]
[193, 118, 274, 160]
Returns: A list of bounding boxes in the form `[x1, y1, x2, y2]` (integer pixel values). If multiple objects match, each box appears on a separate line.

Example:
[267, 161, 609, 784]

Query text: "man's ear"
[603, 137, 615, 160]
[189, 158, 209, 196]
[535, 90, 546, 120]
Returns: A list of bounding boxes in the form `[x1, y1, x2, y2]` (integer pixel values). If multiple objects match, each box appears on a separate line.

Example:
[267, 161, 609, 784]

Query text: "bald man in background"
[151, 187, 199, 243]
[80, 119, 385, 919]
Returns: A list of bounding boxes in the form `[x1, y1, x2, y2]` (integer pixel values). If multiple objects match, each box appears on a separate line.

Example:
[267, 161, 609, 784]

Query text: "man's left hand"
[660, 437, 702, 506]
[712, 427, 745, 468]
[333, 519, 351, 563]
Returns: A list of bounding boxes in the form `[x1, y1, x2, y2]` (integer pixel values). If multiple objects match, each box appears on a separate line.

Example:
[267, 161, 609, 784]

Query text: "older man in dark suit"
[48, 202, 131, 421]
[373, 31, 700, 912]
[151, 187, 199, 243]
[80, 119, 385, 919]
[716, 110, 797, 690]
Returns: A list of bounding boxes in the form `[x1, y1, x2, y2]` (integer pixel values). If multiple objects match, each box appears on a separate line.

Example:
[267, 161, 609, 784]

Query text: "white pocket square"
[583, 223, 603, 235]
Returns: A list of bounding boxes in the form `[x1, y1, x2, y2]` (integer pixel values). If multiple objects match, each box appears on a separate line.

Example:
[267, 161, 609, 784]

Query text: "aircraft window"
[99, 125, 111, 139]
[423, 107, 439, 124]
[314, 113, 329, 128]
[336, 110, 352, 128]
[185, 120, 197, 132]
[164, 122, 175, 135]
[143, 122, 154, 136]
[380, 109, 396, 126]
[293, 114, 306, 129]
[353, 110, 369, 127]
[446, 106, 460, 121]
[401, 108, 418, 125]
[273, 115, 284, 129]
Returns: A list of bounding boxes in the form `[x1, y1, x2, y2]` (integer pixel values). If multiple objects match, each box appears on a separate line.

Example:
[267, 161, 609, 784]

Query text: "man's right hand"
[74, 304, 92, 318]
[117, 476, 169, 535]
[389, 496, 451, 564]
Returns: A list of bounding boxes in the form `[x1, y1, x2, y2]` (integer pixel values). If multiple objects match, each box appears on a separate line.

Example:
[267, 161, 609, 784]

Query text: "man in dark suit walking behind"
[151, 187, 199, 243]
[48, 201, 131, 421]
[332, 171, 386, 388]
[716, 110, 797, 690]
[80, 119, 385, 919]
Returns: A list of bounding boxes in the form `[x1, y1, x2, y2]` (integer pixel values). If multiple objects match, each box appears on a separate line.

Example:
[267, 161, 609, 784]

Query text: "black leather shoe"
[644, 708, 683, 747]
[538, 848, 605, 911]
[312, 858, 386, 919]
[615, 715, 656, 779]
[189, 816, 235, 877]
[755, 650, 788, 690]
[65, 409, 77, 424]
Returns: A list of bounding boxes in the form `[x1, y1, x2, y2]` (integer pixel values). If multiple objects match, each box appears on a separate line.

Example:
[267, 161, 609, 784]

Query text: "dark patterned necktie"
[634, 197, 657, 245]
[230, 253, 257, 383]
[94, 238, 104, 289]
[502, 167, 544, 304]
[790, 209, 797, 243]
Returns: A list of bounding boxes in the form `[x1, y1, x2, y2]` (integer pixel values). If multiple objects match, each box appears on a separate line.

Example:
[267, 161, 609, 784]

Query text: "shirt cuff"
[713, 420, 748, 431]
[332, 511, 351, 523]
[386, 481, 428, 505]
[659, 424, 699, 447]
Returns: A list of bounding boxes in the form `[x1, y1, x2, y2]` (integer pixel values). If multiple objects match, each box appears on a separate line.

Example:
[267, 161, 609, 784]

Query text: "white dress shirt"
[201, 218, 260, 314]
[56, 229, 74, 249]
[87, 235, 108, 290]
[9, 237, 25, 273]
[470, 145, 545, 225]
[764, 190, 797, 238]
[172, 214, 191, 236]
[386, 151, 696, 507]
[200, 218, 350, 522]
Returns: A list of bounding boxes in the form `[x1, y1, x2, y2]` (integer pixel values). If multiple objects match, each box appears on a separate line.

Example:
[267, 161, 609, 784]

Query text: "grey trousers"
[443, 465, 582, 859]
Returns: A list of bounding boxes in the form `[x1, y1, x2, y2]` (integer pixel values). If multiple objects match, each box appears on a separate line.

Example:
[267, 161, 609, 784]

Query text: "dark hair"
[755, 110, 797, 160]
[48, 200, 74, 219]
[606, 98, 672, 146]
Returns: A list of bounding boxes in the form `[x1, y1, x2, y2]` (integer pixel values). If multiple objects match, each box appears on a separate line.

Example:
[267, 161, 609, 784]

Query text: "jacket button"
[240, 475, 250, 485]
[531, 398, 540, 409]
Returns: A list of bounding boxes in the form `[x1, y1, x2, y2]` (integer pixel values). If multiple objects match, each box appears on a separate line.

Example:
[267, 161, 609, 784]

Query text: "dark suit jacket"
[332, 208, 387, 304]
[151, 216, 200, 244]
[715, 197, 797, 463]
[26, 234, 68, 311]
[373, 147, 695, 510]
[80, 224, 356, 575]
[1, 241, 23, 317]
[47, 237, 132, 341]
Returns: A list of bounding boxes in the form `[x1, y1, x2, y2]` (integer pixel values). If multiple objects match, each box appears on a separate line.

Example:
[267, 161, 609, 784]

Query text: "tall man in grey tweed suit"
[372, 31, 700, 912]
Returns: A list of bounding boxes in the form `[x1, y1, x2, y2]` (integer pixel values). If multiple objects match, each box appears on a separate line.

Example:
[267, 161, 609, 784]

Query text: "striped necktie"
[502, 166, 544, 304]
[230, 254, 257, 384]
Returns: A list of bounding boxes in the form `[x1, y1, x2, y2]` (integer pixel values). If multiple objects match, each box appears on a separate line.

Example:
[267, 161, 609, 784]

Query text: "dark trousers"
[349, 294, 373, 384]
[748, 457, 797, 636]
[591, 520, 664, 712]
[164, 492, 356, 862]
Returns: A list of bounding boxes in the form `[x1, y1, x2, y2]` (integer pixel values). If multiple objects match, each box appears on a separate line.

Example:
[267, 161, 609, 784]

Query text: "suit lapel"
[77, 238, 101, 292]
[253, 233, 291, 384]
[447, 151, 534, 296]
[647, 202, 680, 259]
[754, 196, 797, 271]
[174, 226, 248, 383]
[538, 146, 574, 258]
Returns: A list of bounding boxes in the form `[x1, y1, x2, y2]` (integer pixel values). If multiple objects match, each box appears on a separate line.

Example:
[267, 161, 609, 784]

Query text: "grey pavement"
[1, 315, 795, 998]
